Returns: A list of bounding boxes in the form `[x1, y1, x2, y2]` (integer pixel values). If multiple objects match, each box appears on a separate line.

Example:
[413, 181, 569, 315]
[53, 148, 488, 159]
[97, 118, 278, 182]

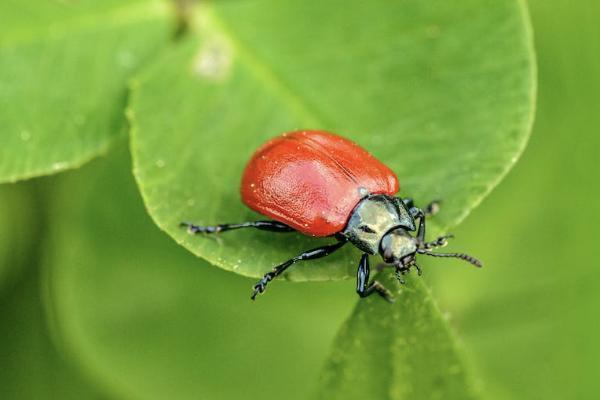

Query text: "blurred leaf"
[0, 183, 35, 291]
[316, 274, 479, 400]
[0, 253, 103, 399]
[0, 0, 172, 183]
[130, 0, 535, 281]
[426, 0, 600, 398]
[42, 144, 355, 400]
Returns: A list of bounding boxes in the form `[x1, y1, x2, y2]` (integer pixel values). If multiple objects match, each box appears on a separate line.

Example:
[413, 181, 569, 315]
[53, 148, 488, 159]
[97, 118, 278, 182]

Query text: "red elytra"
[240, 130, 399, 236]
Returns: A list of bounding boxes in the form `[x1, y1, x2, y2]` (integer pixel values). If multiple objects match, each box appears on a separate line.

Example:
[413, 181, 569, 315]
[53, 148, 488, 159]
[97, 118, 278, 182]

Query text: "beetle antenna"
[418, 249, 483, 268]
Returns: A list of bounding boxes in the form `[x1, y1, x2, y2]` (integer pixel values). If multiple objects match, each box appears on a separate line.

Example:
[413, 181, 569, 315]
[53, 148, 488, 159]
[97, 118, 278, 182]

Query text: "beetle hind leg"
[180, 220, 295, 234]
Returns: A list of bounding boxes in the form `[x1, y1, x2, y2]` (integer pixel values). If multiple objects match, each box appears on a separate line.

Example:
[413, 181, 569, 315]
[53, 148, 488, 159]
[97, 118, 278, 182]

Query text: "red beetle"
[182, 130, 482, 301]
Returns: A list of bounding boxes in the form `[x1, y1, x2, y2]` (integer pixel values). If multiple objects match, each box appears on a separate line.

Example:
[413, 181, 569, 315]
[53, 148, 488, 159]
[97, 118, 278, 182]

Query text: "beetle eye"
[358, 225, 376, 233]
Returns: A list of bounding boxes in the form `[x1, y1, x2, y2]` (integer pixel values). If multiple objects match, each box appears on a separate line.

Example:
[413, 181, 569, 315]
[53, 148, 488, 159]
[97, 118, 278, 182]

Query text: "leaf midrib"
[197, 4, 329, 129]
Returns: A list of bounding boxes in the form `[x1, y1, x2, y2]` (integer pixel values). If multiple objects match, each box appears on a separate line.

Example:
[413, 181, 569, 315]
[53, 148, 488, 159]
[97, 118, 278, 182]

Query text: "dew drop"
[155, 159, 165, 168]
[425, 25, 441, 39]
[117, 50, 136, 69]
[73, 114, 86, 126]
[448, 364, 461, 374]
[187, 199, 195, 206]
[193, 39, 232, 81]
[52, 161, 68, 170]
[20, 130, 31, 141]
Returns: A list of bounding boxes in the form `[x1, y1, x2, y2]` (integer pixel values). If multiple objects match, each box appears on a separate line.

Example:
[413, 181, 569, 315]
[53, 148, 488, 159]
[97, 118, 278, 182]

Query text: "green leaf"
[0, 183, 102, 398]
[0, 232, 102, 399]
[0, 183, 35, 291]
[426, 0, 600, 398]
[130, 0, 535, 281]
[315, 273, 480, 400]
[0, 0, 172, 183]
[42, 144, 355, 400]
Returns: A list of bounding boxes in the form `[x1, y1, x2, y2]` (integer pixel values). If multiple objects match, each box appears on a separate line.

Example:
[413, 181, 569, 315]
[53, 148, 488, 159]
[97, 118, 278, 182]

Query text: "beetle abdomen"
[240, 130, 399, 236]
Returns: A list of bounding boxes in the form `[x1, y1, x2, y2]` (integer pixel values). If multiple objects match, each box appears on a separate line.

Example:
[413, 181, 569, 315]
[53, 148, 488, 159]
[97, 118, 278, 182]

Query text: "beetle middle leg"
[251, 240, 347, 300]
[180, 220, 295, 234]
[402, 198, 441, 217]
[356, 254, 394, 302]
[401, 198, 438, 244]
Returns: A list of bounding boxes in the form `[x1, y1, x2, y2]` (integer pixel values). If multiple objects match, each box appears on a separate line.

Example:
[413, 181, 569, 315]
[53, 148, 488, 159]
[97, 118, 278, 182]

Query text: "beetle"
[181, 130, 482, 301]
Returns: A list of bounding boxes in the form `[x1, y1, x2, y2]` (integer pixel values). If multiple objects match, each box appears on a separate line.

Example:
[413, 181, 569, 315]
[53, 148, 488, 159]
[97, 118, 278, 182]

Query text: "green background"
[1, 0, 598, 399]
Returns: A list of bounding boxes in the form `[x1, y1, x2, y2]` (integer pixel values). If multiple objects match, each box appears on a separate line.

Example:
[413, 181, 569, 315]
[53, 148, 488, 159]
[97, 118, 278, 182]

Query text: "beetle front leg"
[251, 240, 347, 300]
[356, 254, 394, 302]
[420, 234, 454, 250]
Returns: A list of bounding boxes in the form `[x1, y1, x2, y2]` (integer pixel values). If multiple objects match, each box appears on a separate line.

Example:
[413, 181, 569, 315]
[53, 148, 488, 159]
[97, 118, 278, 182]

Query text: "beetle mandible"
[181, 130, 482, 301]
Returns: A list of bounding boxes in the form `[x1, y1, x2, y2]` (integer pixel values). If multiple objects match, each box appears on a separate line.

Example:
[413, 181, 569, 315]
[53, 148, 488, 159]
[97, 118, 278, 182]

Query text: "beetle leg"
[408, 200, 441, 244]
[420, 234, 454, 250]
[394, 264, 410, 284]
[402, 198, 440, 218]
[251, 240, 347, 300]
[416, 210, 426, 243]
[402, 197, 415, 209]
[402, 197, 423, 219]
[356, 254, 394, 302]
[424, 200, 441, 216]
[180, 220, 295, 234]
[414, 201, 442, 243]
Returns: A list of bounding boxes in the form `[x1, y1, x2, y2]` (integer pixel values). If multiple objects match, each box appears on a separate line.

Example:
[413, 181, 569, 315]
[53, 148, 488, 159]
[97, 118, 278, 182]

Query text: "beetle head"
[380, 228, 484, 271]
[379, 228, 418, 267]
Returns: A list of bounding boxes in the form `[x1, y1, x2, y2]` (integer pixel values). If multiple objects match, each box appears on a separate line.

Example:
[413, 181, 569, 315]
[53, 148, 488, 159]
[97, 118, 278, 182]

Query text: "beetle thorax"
[342, 194, 415, 254]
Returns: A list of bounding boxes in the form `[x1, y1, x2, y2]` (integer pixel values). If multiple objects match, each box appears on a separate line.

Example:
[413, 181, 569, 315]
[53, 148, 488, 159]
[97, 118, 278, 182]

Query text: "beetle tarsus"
[180, 222, 223, 234]
[424, 200, 441, 216]
[414, 263, 422, 276]
[394, 268, 407, 284]
[251, 275, 273, 300]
